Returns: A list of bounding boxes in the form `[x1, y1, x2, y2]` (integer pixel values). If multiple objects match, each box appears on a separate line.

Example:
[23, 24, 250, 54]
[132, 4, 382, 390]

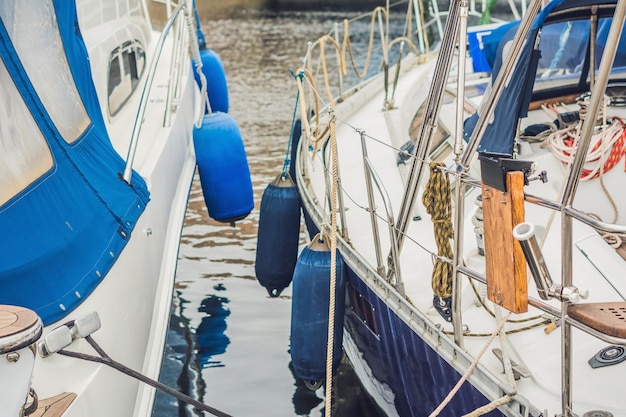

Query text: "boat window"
[533, 20, 590, 92]
[0, 59, 53, 206]
[108, 40, 146, 116]
[0, 0, 90, 144]
[593, 17, 626, 75]
[533, 18, 626, 95]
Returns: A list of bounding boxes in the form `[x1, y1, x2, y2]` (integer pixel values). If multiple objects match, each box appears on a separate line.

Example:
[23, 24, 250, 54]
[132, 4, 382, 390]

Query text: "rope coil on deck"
[546, 117, 625, 181]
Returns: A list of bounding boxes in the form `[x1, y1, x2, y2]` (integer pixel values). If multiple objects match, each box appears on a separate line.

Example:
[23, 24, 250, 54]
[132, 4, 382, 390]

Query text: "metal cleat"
[492, 348, 531, 380]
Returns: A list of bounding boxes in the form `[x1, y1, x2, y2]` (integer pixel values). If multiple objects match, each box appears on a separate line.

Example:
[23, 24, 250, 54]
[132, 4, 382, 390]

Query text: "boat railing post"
[412, 0, 426, 55]
[336, 147, 350, 242]
[140, 0, 152, 32]
[377, 7, 390, 104]
[430, 0, 445, 41]
[557, 3, 626, 416]
[392, 0, 461, 261]
[560, 1, 626, 208]
[359, 129, 386, 277]
[561, 214, 574, 417]
[590, 12, 598, 91]
[364, 158, 404, 294]
[451, 0, 469, 348]
[163, 14, 186, 128]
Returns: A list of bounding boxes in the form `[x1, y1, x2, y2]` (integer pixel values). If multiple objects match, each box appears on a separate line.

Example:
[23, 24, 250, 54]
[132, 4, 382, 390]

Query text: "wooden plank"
[482, 171, 528, 313]
[568, 302, 626, 338]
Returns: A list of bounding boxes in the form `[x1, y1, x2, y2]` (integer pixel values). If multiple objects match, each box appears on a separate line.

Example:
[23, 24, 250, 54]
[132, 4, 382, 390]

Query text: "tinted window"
[108, 40, 145, 116]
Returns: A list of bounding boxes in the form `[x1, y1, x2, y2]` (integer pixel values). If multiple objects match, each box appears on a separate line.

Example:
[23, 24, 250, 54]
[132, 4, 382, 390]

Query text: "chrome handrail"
[123, 1, 195, 183]
[360, 130, 385, 277]
[163, 11, 186, 128]
[456, 265, 626, 348]
[393, 0, 462, 257]
[525, 192, 626, 235]
[364, 157, 404, 295]
[321, 122, 350, 241]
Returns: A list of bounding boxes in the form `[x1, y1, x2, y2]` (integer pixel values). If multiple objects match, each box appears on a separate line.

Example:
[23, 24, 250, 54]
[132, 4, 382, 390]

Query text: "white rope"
[546, 121, 623, 181]
[428, 310, 511, 417]
[457, 309, 519, 417]
[462, 395, 514, 417]
[324, 112, 339, 417]
[495, 305, 517, 388]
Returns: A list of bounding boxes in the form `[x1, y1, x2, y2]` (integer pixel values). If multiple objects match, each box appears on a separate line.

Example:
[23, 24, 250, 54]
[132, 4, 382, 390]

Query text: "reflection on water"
[152, 5, 386, 417]
[197, 289, 231, 368]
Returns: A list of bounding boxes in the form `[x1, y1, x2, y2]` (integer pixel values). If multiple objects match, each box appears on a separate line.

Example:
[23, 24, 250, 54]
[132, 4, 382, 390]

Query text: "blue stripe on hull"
[344, 267, 505, 417]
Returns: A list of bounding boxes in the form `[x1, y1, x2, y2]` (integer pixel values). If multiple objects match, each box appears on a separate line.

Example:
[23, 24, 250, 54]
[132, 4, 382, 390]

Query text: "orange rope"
[581, 122, 626, 179]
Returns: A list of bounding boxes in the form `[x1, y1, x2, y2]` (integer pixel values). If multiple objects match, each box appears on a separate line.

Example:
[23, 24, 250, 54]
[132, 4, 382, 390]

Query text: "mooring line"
[57, 335, 233, 417]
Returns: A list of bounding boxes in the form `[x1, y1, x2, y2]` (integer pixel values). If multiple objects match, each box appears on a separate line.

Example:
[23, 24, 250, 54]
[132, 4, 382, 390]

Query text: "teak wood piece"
[568, 302, 626, 338]
[0, 305, 39, 338]
[482, 171, 528, 313]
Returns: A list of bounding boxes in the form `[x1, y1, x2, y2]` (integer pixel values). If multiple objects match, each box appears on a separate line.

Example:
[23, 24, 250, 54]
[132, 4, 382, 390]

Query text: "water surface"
[152, 6, 386, 417]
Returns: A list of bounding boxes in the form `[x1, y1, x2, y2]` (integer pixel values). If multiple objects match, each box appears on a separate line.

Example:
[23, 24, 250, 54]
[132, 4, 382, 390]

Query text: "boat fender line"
[289, 233, 346, 386]
[286, 71, 303, 185]
[42, 316, 233, 417]
[323, 107, 341, 416]
[288, 118, 302, 183]
[193, 112, 254, 223]
[422, 162, 454, 322]
[190, 1, 229, 114]
[255, 173, 301, 297]
[193, 47, 229, 114]
[191, 0, 206, 50]
[255, 85, 304, 296]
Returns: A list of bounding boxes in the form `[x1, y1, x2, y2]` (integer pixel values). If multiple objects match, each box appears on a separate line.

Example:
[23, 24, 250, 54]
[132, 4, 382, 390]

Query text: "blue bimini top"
[0, 0, 149, 325]
[464, 0, 626, 155]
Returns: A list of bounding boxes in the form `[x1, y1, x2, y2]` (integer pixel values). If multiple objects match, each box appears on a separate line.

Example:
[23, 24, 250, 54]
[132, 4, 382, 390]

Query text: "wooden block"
[568, 302, 626, 338]
[482, 171, 528, 313]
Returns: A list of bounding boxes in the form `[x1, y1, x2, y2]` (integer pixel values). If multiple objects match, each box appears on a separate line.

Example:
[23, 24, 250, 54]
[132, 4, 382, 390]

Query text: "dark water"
[152, 6, 387, 417]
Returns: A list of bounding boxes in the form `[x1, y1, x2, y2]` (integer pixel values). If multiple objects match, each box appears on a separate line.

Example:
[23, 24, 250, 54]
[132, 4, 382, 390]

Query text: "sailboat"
[289, 0, 626, 415]
[0, 0, 251, 416]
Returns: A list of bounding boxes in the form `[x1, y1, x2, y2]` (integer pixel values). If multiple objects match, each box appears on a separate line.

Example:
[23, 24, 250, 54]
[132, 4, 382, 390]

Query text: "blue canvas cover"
[464, 0, 624, 155]
[467, 21, 519, 72]
[0, 1, 149, 325]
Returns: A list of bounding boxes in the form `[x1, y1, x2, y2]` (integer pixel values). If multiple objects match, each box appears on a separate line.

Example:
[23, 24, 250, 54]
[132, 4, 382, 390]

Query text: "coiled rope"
[422, 162, 453, 299]
[546, 117, 625, 181]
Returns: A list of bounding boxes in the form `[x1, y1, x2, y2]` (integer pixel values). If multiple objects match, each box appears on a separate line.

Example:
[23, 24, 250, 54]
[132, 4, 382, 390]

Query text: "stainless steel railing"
[123, 1, 198, 183]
